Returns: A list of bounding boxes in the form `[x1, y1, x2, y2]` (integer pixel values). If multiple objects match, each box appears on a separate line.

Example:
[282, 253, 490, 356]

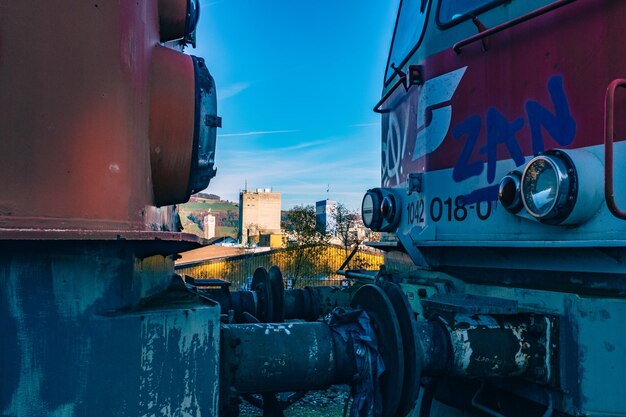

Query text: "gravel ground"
[239, 385, 350, 417]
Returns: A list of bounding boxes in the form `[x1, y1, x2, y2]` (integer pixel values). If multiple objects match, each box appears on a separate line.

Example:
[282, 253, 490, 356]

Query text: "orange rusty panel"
[149, 45, 196, 207]
[158, 0, 191, 42]
[0, 1, 160, 230]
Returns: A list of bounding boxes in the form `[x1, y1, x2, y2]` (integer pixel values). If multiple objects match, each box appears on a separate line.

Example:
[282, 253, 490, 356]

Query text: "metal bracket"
[206, 114, 222, 128]
[373, 65, 424, 113]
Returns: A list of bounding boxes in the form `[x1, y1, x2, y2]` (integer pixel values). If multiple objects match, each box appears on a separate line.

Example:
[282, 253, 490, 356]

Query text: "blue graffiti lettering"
[525, 75, 576, 154]
[452, 115, 484, 182]
[480, 108, 525, 183]
[452, 75, 576, 186]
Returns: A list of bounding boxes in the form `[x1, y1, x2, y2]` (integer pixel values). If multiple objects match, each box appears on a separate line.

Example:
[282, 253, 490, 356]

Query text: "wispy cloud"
[218, 129, 300, 138]
[207, 129, 381, 209]
[279, 139, 330, 152]
[219, 82, 251, 100]
[350, 122, 379, 128]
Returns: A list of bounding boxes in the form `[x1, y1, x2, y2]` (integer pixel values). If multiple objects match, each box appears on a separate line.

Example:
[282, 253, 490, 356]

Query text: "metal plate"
[252, 267, 273, 323]
[268, 265, 285, 322]
[378, 281, 422, 417]
[351, 284, 404, 417]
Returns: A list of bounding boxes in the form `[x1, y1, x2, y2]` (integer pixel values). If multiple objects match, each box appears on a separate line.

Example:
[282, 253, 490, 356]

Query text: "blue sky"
[193, 1, 399, 210]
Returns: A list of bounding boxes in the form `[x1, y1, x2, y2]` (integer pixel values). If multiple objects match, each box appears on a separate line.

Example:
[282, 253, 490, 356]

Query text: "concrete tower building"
[238, 188, 281, 245]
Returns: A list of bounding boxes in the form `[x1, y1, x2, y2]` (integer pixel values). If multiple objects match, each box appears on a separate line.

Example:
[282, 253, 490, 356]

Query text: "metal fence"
[176, 245, 384, 290]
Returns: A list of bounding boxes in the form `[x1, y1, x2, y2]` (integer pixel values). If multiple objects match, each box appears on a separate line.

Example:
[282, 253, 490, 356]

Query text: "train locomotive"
[364, 0, 626, 416]
[1, 1, 625, 417]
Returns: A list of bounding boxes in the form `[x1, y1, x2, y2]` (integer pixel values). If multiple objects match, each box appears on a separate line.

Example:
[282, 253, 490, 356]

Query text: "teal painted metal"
[396, 264, 626, 417]
[0, 241, 221, 416]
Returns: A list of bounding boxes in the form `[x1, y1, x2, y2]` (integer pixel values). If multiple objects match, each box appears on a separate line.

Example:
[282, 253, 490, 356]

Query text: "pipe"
[221, 322, 356, 394]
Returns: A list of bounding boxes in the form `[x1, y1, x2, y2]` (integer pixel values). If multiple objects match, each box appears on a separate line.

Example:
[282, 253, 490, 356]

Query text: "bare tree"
[335, 203, 360, 268]
[282, 205, 331, 284]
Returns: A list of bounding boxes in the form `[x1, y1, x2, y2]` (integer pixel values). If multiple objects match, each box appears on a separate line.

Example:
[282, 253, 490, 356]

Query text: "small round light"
[498, 171, 522, 213]
[521, 151, 576, 223]
[381, 195, 395, 222]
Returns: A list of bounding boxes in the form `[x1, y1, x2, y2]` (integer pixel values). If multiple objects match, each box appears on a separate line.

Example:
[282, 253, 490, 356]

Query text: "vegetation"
[282, 205, 332, 284]
[335, 203, 373, 270]
[335, 203, 357, 253]
[178, 196, 239, 239]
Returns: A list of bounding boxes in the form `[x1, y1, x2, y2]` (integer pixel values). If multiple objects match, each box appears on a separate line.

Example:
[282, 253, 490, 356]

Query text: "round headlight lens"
[498, 171, 523, 213]
[520, 151, 575, 223]
[381, 195, 395, 222]
[362, 193, 376, 228]
[522, 159, 559, 217]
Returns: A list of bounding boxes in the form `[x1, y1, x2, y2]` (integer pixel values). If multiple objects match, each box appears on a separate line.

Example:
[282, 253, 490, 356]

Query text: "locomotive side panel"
[378, 1, 626, 251]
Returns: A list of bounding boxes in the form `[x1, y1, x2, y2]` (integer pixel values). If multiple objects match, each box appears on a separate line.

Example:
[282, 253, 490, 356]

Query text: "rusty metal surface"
[158, 0, 192, 42]
[0, 229, 202, 257]
[0, 1, 155, 227]
[0, 1, 206, 231]
[149, 45, 196, 207]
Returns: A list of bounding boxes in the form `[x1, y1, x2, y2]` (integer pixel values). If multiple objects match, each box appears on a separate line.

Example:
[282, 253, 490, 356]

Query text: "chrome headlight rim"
[362, 189, 383, 230]
[498, 171, 523, 214]
[520, 150, 578, 224]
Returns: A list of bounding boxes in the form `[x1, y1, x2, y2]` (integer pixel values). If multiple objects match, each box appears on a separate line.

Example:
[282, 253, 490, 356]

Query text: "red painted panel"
[0, 1, 199, 234]
[149, 46, 196, 207]
[383, 1, 626, 188]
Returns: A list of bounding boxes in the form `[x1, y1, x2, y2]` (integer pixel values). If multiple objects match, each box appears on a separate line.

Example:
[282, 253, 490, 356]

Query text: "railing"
[176, 245, 384, 290]
[453, 0, 577, 54]
[605, 79, 626, 220]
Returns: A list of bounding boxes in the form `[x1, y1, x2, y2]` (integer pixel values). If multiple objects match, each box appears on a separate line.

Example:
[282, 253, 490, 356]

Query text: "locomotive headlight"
[362, 188, 402, 232]
[498, 171, 523, 213]
[362, 189, 382, 230]
[521, 154, 570, 220]
[517, 149, 603, 225]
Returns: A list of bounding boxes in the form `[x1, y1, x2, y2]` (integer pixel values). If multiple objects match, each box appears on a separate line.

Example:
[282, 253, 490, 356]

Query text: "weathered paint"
[220, 322, 354, 394]
[0, 242, 221, 416]
[395, 264, 626, 416]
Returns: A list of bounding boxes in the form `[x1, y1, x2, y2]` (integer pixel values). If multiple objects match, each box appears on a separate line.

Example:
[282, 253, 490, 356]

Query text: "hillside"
[178, 196, 239, 239]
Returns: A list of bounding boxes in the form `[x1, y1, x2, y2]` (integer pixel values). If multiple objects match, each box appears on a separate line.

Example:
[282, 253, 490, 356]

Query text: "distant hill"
[195, 192, 221, 200]
[179, 196, 239, 239]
